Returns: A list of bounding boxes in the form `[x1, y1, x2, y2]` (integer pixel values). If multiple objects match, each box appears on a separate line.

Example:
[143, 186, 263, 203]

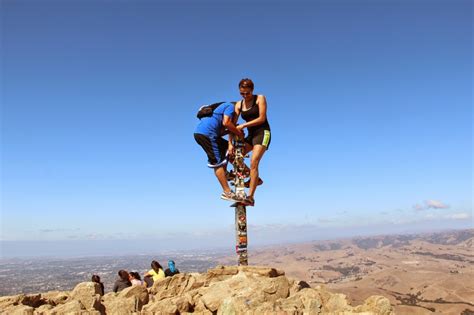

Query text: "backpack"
[196, 102, 225, 119]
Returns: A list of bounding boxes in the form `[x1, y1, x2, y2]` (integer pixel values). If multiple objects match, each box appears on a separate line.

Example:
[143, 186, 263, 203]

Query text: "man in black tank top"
[233, 78, 271, 206]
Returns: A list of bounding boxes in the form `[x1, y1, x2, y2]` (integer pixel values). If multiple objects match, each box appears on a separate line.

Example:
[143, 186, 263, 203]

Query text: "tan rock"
[217, 296, 251, 315]
[239, 265, 285, 278]
[261, 275, 290, 302]
[102, 297, 136, 315]
[118, 285, 149, 311]
[101, 286, 148, 314]
[193, 298, 213, 314]
[195, 267, 291, 313]
[41, 291, 70, 306]
[353, 295, 394, 315]
[8, 305, 34, 315]
[289, 279, 312, 296]
[204, 266, 240, 286]
[175, 294, 194, 313]
[150, 273, 203, 300]
[208, 265, 240, 276]
[100, 292, 116, 304]
[142, 294, 193, 314]
[33, 304, 54, 314]
[0, 294, 23, 310]
[46, 300, 84, 314]
[322, 293, 351, 313]
[200, 282, 232, 312]
[71, 282, 103, 311]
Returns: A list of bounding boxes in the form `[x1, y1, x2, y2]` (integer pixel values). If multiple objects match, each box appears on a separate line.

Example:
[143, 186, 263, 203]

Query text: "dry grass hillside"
[219, 229, 474, 314]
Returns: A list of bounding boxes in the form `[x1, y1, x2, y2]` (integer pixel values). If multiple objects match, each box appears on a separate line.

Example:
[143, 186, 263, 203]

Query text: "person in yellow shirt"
[143, 260, 165, 287]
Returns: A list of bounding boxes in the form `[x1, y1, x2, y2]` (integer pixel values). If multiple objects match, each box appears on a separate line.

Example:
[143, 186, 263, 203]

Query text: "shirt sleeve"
[223, 103, 235, 118]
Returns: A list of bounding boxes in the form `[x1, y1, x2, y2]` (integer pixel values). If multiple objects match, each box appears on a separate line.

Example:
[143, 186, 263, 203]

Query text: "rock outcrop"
[0, 265, 394, 314]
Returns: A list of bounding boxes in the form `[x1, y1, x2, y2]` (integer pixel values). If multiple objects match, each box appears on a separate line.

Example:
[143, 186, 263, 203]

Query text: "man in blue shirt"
[194, 102, 244, 202]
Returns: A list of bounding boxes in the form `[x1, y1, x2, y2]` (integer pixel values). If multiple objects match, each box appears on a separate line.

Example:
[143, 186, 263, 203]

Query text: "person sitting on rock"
[112, 270, 131, 293]
[164, 260, 180, 277]
[143, 260, 165, 287]
[129, 271, 144, 286]
[91, 274, 104, 295]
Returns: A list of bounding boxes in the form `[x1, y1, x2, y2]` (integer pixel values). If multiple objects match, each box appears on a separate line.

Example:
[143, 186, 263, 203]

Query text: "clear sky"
[1, 0, 472, 257]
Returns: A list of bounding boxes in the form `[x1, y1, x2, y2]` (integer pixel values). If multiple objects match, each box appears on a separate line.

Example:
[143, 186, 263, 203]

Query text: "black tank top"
[240, 95, 271, 134]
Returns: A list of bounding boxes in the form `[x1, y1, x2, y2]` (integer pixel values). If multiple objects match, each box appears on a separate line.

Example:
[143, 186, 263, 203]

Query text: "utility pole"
[230, 138, 248, 266]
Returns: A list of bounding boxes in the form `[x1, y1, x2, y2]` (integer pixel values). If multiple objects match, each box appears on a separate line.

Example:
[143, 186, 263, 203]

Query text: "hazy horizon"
[2, 225, 471, 259]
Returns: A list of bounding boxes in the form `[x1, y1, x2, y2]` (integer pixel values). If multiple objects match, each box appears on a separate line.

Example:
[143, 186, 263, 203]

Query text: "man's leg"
[195, 133, 231, 193]
[215, 165, 231, 192]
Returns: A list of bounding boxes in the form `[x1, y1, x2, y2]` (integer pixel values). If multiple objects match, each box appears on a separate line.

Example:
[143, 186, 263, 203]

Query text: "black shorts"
[194, 133, 228, 168]
[245, 129, 271, 149]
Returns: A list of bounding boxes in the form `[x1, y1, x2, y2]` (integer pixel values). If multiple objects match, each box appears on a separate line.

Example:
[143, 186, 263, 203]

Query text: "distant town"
[0, 250, 223, 296]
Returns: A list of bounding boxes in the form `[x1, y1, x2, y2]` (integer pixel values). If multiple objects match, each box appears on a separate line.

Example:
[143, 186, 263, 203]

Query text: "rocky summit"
[0, 265, 393, 314]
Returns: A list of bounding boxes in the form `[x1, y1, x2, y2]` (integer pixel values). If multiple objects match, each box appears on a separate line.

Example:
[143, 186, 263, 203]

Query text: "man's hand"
[223, 115, 244, 138]
[235, 129, 244, 139]
[227, 143, 234, 157]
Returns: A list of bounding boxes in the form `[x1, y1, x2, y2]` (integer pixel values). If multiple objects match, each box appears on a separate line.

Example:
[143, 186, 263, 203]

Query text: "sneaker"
[220, 191, 241, 202]
[243, 195, 255, 206]
[244, 178, 263, 188]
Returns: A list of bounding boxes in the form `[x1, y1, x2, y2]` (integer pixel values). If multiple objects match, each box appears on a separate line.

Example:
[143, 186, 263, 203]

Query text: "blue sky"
[1, 0, 472, 257]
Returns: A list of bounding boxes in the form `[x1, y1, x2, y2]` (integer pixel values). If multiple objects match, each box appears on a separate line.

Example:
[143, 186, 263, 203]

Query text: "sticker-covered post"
[232, 137, 248, 265]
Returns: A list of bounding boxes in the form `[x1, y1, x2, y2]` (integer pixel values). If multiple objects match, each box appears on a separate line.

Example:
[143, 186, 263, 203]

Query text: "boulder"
[0, 294, 22, 310]
[239, 265, 285, 277]
[142, 294, 193, 314]
[102, 297, 136, 315]
[278, 287, 322, 314]
[289, 279, 312, 295]
[8, 305, 34, 315]
[102, 285, 148, 314]
[353, 295, 394, 315]
[118, 285, 149, 310]
[150, 273, 203, 300]
[322, 292, 351, 313]
[200, 281, 233, 312]
[70, 282, 104, 314]
[261, 274, 290, 302]
[41, 291, 70, 306]
[33, 303, 54, 314]
[46, 300, 84, 314]
[71, 282, 101, 308]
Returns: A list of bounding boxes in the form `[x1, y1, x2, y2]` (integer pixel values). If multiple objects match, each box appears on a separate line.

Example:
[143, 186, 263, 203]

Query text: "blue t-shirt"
[195, 102, 235, 138]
